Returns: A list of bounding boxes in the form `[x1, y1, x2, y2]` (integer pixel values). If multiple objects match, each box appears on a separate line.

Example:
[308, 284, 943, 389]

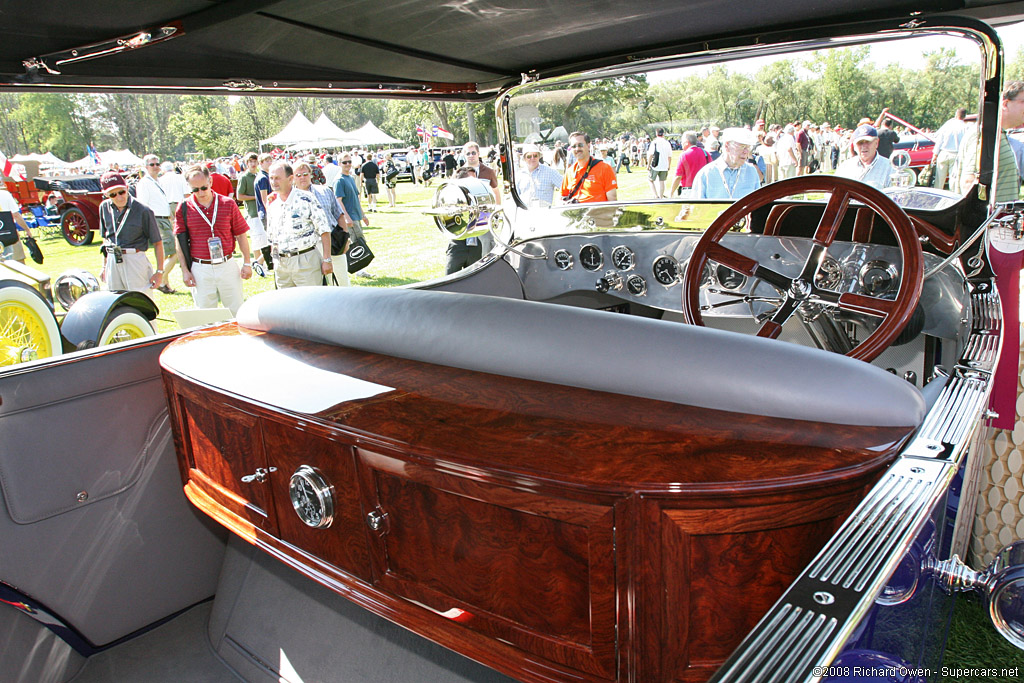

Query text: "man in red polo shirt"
[207, 161, 234, 197]
[560, 131, 617, 203]
[174, 165, 252, 316]
[668, 131, 711, 197]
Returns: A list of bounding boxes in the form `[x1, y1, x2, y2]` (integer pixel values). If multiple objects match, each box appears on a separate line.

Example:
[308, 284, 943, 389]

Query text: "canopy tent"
[67, 148, 144, 168]
[260, 110, 316, 148]
[347, 121, 402, 146]
[312, 113, 359, 145]
[11, 152, 68, 167]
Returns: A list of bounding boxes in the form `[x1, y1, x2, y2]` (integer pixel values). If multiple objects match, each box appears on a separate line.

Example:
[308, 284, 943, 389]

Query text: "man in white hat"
[835, 124, 893, 190]
[515, 143, 562, 207]
[690, 127, 761, 200]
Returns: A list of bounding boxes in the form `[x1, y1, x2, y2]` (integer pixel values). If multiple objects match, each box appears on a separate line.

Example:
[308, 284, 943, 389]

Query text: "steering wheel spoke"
[813, 189, 852, 246]
[682, 176, 923, 362]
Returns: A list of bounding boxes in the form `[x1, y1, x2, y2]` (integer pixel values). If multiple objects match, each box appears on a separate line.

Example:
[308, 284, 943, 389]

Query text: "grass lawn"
[24, 157, 671, 334]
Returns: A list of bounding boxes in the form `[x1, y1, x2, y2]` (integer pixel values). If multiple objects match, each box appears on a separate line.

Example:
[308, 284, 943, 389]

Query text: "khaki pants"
[104, 251, 153, 292]
[274, 248, 324, 288]
[191, 259, 245, 315]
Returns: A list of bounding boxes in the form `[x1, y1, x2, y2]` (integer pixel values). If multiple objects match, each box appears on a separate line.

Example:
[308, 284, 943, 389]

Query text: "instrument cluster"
[523, 233, 933, 319]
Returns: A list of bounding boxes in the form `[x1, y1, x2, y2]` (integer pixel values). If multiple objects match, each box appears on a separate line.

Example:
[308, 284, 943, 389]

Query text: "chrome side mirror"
[929, 541, 1024, 649]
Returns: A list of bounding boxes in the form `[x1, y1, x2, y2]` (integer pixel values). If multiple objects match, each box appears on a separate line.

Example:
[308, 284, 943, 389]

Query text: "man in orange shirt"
[560, 132, 618, 203]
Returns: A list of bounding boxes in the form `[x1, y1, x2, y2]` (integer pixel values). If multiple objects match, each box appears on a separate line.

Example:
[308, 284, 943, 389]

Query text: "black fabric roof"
[0, 0, 1019, 99]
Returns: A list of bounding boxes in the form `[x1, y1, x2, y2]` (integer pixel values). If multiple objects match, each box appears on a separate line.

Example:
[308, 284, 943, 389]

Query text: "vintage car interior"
[3, 2, 1024, 682]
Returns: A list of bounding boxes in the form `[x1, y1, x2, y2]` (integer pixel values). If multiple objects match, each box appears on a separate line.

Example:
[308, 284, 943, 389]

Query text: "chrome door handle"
[241, 466, 277, 484]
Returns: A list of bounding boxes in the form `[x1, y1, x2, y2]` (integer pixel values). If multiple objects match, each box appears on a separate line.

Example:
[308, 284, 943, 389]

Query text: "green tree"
[168, 96, 231, 157]
[12, 94, 93, 160]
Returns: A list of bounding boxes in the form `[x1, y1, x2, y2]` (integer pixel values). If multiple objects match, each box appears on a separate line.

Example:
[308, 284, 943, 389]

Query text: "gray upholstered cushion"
[237, 288, 925, 428]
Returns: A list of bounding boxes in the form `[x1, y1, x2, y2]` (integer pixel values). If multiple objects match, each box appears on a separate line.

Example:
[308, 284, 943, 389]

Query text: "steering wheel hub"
[789, 278, 813, 301]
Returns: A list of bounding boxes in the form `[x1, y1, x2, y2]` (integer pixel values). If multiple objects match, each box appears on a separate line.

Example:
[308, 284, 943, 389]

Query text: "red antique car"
[32, 175, 105, 246]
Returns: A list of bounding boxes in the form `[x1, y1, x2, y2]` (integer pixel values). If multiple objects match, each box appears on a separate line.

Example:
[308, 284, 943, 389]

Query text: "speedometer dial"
[612, 245, 635, 271]
[652, 255, 680, 286]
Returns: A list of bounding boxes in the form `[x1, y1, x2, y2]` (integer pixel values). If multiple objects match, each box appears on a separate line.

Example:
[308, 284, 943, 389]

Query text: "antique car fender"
[60, 290, 158, 350]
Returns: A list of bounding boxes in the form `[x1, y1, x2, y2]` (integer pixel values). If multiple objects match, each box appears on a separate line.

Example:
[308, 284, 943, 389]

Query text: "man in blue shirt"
[931, 108, 967, 191]
[690, 128, 761, 200]
[333, 152, 370, 244]
[515, 143, 562, 207]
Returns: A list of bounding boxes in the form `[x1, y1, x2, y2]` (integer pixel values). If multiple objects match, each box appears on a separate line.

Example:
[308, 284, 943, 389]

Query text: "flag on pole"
[434, 125, 454, 140]
[87, 144, 102, 165]
[0, 151, 25, 180]
[416, 124, 426, 140]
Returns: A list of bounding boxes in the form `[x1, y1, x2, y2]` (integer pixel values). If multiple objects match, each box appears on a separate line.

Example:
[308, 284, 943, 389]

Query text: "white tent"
[260, 110, 316, 148]
[68, 148, 144, 168]
[312, 113, 359, 145]
[11, 152, 68, 167]
[347, 121, 402, 146]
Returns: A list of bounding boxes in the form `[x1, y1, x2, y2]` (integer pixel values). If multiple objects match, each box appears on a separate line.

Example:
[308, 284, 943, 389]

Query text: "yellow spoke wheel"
[0, 287, 61, 366]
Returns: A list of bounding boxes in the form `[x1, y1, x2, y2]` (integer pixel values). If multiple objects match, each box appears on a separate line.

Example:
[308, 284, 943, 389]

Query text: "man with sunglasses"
[515, 143, 562, 207]
[174, 165, 252, 315]
[560, 132, 617, 203]
[98, 172, 165, 293]
[334, 152, 369, 244]
[135, 154, 177, 293]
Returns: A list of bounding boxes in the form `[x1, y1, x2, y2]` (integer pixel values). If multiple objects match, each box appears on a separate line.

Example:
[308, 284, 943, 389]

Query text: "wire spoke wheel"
[0, 288, 61, 366]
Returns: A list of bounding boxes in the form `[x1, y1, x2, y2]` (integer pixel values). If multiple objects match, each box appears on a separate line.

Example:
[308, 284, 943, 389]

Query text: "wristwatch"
[155, 269, 164, 274]
[323, 258, 333, 263]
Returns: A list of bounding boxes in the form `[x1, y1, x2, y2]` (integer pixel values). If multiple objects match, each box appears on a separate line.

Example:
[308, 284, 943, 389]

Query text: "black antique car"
[1, 3, 1024, 683]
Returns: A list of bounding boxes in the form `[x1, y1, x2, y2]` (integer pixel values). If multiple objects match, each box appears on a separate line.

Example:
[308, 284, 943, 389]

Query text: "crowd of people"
[8, 84, 1024, 308]
[509, 82, 1024, 209]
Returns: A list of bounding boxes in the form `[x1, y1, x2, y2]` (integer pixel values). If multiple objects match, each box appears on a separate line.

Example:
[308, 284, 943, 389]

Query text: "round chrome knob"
[366, 509, 388, 532]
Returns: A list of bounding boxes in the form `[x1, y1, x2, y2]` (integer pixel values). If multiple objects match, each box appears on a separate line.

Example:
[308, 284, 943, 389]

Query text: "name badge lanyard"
[106, 197, 133, 246]
[716, 164, 743, 199]
[191, 195, 223, 260]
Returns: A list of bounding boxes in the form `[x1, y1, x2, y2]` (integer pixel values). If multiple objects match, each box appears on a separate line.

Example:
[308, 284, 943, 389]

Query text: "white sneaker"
[253, 262, 266, 277]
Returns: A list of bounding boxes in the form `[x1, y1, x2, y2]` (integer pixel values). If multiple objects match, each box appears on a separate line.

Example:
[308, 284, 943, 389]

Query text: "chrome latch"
[241, 466, 277, 484]
[366, 508, 389, 532]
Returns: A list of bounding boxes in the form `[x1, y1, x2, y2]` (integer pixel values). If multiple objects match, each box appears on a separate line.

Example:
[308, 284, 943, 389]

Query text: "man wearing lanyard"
[135, 154, 177, 293]
[97, 172, 165, 293]
[515, 143, 562, 207]
[174, 165, 252, 315]
[690, 128, 761, 200]
[265, 161, 333, 288]
[835, 125, 893, 190]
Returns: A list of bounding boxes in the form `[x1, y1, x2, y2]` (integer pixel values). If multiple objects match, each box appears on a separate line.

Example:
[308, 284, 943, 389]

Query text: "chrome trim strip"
[710, 282, 1001, 683]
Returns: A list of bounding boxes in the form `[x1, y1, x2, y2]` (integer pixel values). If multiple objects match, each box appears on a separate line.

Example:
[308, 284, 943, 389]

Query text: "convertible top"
[0, 0, 1022, 99]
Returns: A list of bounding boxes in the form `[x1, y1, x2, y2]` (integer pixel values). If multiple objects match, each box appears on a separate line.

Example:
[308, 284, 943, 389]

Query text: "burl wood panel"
[176, 388, 278, 535]
[359, 451, 617, 678]
[261, 419, 372, 582]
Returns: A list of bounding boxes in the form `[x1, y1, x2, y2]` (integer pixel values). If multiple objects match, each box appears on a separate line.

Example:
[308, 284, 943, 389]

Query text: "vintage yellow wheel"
[0, 287, 61, 366]
[97, 308, 154, 346]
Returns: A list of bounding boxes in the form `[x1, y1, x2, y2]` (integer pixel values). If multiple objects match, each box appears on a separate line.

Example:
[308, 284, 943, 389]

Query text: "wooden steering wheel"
[681, 176, 924, 362]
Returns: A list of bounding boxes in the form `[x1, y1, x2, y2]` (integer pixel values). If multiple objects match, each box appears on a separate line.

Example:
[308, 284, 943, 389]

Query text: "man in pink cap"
[97, 171, 165, 293]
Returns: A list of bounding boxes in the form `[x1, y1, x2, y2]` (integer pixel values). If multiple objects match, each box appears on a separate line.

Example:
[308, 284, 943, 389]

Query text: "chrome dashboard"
[508, 232, 969, 341]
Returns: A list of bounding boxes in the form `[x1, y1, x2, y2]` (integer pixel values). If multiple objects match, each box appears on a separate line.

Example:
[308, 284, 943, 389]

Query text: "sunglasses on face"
[147, 162, 159, 167]
[465, 151, 478, 156]
[524, 154, 540, 159]
[295, 172, 311, 177]
[106, 189, 127, 199]
[190, 185, 209, 193]
[341, 161, 352, 164]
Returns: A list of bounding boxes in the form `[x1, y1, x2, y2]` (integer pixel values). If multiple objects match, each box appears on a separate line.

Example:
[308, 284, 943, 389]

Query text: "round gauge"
[859, 260, 899, 297]
[652, 255, 680, 286]
[715, 265, 747, 290]
[626, 274, 647, 296]
[289, 465, 335, 529]
[580, 244, 603, 271]
[815, 257, 842, 291]
[553, 249, 573, 270]
[611, 245, 635, 271]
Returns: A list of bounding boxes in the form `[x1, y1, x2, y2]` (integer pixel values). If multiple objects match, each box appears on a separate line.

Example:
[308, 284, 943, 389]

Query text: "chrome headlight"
[54, 269, 100, 311]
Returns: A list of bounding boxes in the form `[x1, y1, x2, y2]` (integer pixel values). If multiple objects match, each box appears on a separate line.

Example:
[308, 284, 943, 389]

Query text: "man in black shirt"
[877, 118, 900, 158]
[98, 172, 165, 292]
[360, 156, 380, 212]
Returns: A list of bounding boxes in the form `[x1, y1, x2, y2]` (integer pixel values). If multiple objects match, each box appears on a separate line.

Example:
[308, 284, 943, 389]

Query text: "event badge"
[208, 236, 224, 261]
